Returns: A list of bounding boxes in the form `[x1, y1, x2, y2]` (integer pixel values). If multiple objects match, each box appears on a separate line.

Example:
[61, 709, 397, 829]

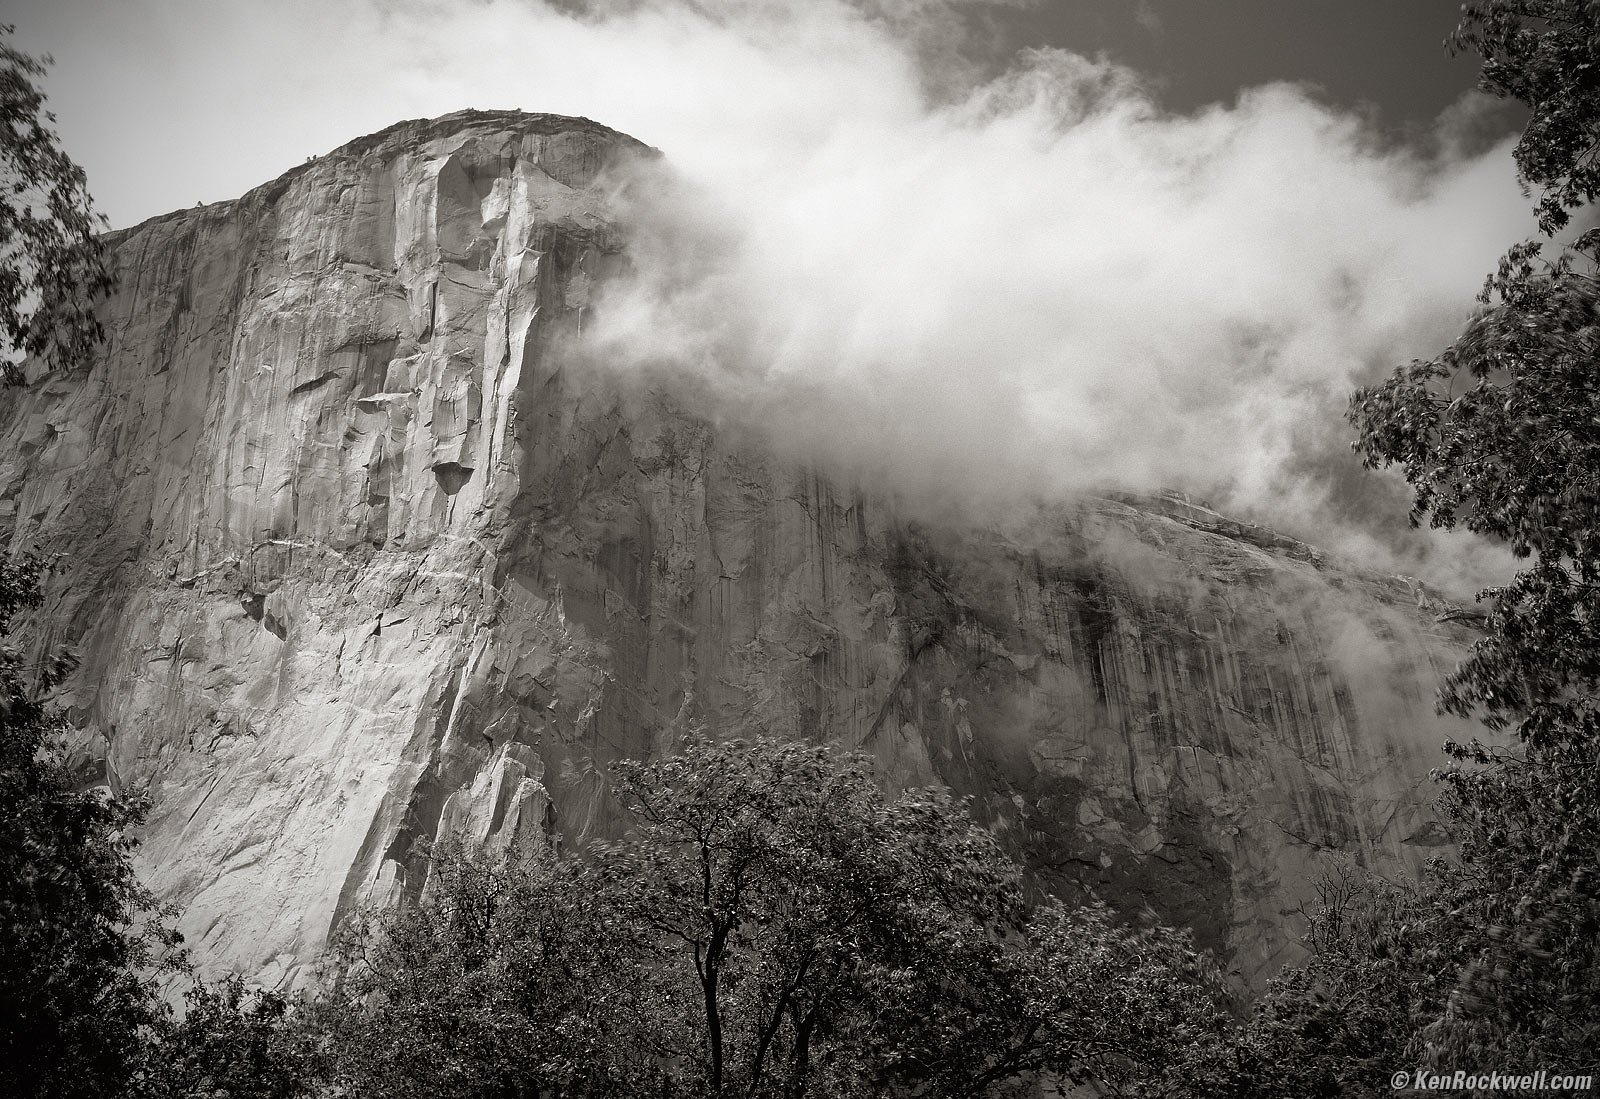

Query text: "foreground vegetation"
[4, 1, 1600, 1095]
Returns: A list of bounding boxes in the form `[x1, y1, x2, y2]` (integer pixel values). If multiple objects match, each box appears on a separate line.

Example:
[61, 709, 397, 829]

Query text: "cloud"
[14, 0, 1531, 590]
[547, 5, 1529, 588]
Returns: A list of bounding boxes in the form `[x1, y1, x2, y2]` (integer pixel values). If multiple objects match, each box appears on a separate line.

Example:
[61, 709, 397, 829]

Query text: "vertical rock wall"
[0, 111, 1476, 988]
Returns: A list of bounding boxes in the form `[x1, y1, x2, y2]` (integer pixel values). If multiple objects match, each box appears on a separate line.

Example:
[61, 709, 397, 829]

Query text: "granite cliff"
[0, 110, 1477, 989]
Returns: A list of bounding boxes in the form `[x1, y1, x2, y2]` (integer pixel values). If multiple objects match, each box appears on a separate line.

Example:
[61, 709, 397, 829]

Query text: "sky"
[8, 0, 1540, 590]
[10, 0, 1516, 231]
[993, 1, 1510, 137]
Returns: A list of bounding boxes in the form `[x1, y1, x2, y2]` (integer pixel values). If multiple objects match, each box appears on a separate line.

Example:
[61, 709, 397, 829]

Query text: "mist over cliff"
[573, 30, 1520, 588]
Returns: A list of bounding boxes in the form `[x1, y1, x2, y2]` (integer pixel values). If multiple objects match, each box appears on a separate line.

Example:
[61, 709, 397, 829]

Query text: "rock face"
[0, 110, 1476, 989]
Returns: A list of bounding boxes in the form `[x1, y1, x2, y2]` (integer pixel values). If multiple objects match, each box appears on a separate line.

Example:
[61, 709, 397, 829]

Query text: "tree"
[1346, 0, 1600, 1071]
[0, 42, 198, 1091]
[316, 839, 664, 1098]
[1187, 864, 1466, 1099]
[1, 23, 113, 382]
[132, 976, 320, 1099]
[597, 737, 1230, 1098]
[1452, 0, 1600, 240]
[1352, 0, 1600, 749]
[0, 554, 181, 1097]
[320, 736, 1231, 1098]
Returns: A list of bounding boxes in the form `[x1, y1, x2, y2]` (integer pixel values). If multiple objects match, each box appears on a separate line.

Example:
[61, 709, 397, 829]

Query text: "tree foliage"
[0, 23, 112, 381]
[133, 976, 320, 1099]
[1451, 0, 1600, 239]
[1343, 0, 1600, 1073]
[0, 554, 181, 1098]
[316, 839, 660, 1098]
[1350, 261, 1600, 747]
[319, 736, 1231, 1098]
[0, 551, 323, 1097]
[1186, 865, 1464, 1099]
[1353, 0, 1600, 746]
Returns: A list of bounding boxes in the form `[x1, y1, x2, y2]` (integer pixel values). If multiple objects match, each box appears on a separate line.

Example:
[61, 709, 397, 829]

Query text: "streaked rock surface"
[0, 110, 1476, 988]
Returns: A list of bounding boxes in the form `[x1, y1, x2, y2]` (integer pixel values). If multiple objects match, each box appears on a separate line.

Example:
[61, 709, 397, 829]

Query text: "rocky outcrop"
[0, 110, 1477, 989]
